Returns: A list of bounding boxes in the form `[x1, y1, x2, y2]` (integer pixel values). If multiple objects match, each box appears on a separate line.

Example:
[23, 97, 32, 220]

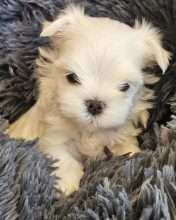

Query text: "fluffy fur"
[6, 5, 170, 194]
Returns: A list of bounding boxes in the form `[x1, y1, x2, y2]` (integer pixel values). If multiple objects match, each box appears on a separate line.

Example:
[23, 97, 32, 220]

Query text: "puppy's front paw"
[58, 171, 83, 195]
[111, 137, 140, 156]
[55, 162, 84, 195]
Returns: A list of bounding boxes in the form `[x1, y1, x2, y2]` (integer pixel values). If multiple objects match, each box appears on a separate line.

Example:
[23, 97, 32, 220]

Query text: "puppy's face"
[41, 6, 170, 131]
[54, 37, 144, 131]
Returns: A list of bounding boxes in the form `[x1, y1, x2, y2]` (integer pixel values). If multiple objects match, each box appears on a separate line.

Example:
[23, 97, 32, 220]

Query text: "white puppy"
[6, 5, 170, 194]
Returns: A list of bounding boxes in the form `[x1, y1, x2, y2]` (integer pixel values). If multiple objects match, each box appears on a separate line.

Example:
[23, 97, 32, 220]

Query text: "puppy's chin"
[84, 123, 119, 133]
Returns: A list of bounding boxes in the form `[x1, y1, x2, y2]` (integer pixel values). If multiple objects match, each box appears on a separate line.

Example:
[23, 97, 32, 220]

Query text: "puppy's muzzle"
[85, 99, 105, 116]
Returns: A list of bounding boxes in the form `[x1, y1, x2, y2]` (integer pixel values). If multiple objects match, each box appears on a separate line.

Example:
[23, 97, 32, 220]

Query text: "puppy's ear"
[40, 5, 84, 38]
[134, 20, 171, 73]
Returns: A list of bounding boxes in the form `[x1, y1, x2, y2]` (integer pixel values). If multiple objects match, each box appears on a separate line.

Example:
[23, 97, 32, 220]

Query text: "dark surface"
[0, 0, 176, 219]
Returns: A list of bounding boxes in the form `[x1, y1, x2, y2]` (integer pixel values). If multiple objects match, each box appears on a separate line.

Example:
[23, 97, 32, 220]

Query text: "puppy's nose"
[85, 99, 105, 116]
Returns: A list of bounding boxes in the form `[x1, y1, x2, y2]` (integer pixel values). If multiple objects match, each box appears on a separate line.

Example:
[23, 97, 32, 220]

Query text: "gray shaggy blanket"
[0, 0, 176, 219]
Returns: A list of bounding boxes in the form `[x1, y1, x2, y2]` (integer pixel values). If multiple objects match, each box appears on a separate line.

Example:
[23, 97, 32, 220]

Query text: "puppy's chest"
[73, 130, 117, 158]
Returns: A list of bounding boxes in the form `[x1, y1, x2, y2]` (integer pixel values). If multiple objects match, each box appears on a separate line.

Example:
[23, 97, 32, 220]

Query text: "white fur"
[6, 5, 170, 194]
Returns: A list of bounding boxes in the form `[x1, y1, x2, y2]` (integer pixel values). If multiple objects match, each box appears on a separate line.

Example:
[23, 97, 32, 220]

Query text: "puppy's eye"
[120, 83, 130, 92]
[66, 73, 80, 84]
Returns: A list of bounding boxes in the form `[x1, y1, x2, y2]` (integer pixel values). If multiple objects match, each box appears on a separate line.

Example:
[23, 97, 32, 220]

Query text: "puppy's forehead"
[59, 17, 142, 81]
[65, 16, 137, 52]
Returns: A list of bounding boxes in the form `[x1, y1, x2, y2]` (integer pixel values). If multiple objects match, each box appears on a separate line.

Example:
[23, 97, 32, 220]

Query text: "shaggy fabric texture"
[0, 0, 176, 219]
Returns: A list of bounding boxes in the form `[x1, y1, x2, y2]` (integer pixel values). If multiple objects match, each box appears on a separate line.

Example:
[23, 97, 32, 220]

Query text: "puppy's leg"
[5, 103, 44, 140]
[40, 141, 84, 195]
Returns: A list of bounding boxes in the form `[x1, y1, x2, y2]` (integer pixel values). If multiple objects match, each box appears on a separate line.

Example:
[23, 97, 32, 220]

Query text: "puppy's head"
[40, 5, 170, 131]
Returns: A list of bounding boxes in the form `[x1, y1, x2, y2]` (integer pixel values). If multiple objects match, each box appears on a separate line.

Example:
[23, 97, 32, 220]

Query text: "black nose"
[85, 99, 105, 116]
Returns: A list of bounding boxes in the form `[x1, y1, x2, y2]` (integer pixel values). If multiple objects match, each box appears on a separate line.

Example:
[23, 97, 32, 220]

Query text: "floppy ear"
[134, 20, 171, 73]
[40, 5, 84, 38]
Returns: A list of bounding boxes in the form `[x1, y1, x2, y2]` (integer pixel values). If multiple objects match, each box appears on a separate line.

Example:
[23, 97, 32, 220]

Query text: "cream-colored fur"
[6, 5, 170, 195]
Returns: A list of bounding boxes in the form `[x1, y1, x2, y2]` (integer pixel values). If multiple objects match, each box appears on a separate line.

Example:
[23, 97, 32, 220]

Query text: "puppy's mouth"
[81, 114, 102, 131]
[85, 115, 119, 132]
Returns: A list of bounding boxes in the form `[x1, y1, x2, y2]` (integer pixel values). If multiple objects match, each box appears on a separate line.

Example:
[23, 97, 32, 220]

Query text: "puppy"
[6, 5, 170, 195]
